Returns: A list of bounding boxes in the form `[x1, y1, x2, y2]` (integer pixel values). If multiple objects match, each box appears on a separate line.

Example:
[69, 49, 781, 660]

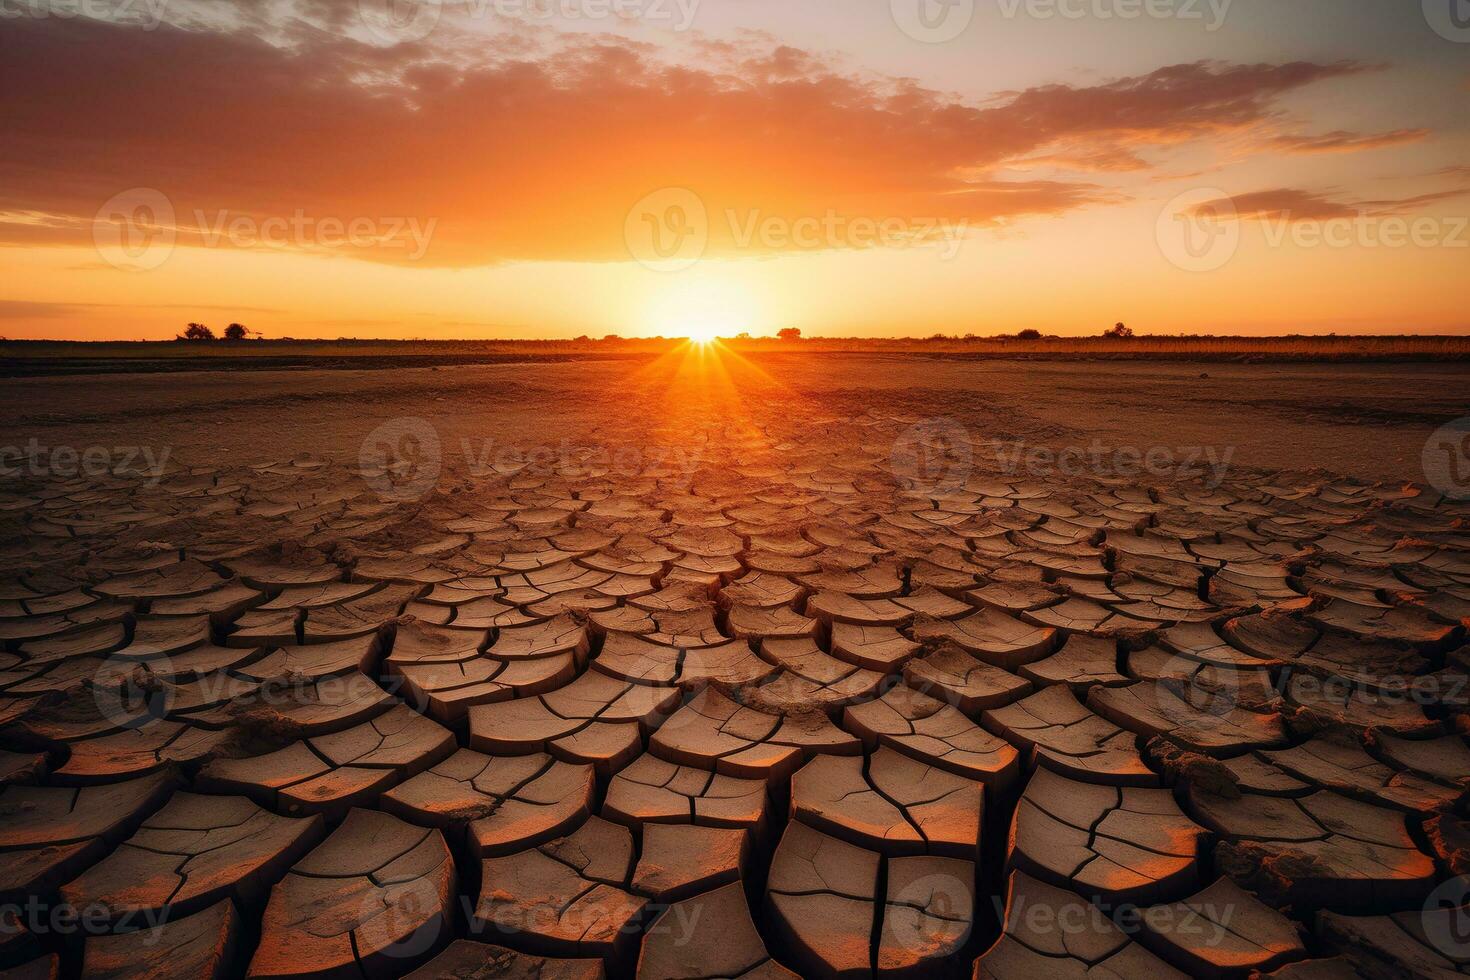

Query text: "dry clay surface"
[1, 373, 1469, 979]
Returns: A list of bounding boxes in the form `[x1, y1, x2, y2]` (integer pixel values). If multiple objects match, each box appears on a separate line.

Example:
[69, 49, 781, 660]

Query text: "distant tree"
[223, 322, 249, 340]
[1017, 328, 1042, 340]
[734, 332, 751, 340]
[1105, 322, 1134, 339]
[602, 334, 620, 341]
[777, 327, 802, 341]
[574, 335, 590, 342]
[179, 322, 215, 341]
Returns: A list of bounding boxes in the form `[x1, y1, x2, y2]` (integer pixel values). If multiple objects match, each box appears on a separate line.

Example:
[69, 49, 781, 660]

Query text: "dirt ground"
[2, 351, 1464, 487]
[2, 346, 1468, 979]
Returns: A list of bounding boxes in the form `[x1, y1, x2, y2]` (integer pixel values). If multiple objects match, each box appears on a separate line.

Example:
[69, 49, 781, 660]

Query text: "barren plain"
[0, 348, 1467, 979]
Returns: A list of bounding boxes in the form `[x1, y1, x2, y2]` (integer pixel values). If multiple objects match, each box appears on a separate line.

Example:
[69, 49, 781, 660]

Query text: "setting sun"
[646, 274, 758, 343]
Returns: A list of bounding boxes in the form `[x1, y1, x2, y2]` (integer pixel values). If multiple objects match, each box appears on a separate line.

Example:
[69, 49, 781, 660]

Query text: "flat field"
[0, 342, 1466, 978]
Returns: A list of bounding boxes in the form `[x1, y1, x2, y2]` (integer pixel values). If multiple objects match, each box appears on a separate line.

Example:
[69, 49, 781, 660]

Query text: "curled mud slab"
[0, 408, 1467, 978]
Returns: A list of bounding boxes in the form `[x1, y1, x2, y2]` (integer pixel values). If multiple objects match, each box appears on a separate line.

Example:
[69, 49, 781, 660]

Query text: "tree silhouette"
[224, 323, 249, 340]
[179, 322, 215, 341]
[1017, 329, 1042, 340]
[777, 327, 802, 341]
[1104, 322, 1134, 339]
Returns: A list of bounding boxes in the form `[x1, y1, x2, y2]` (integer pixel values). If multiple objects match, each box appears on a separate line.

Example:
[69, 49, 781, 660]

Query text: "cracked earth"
[0, 353, 1467, 979]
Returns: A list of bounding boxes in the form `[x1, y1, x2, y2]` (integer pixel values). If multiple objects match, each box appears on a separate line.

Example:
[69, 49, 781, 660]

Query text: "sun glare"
[646, 274, 758, 345]
[687, 322, 722, 345]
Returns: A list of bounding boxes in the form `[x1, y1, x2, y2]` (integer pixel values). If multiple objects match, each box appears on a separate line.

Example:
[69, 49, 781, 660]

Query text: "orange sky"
[1, 1, 1467, 339]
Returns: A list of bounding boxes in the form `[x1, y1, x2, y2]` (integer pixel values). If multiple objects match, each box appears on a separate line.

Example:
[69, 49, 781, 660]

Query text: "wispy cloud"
[1267, 128, 1429, 154]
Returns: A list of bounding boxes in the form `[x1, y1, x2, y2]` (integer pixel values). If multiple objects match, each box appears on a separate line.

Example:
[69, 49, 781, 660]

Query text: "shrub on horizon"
[178, 322, 215, 341]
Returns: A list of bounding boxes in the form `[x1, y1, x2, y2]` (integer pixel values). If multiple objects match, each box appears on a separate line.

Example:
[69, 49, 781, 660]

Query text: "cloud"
[0, 17, 1376, 266]
[1193, 186, 1470, 223]
[0, 299, 284, 319]
[1267, 128, 1429, 154]
[0, 301, 101, 320]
